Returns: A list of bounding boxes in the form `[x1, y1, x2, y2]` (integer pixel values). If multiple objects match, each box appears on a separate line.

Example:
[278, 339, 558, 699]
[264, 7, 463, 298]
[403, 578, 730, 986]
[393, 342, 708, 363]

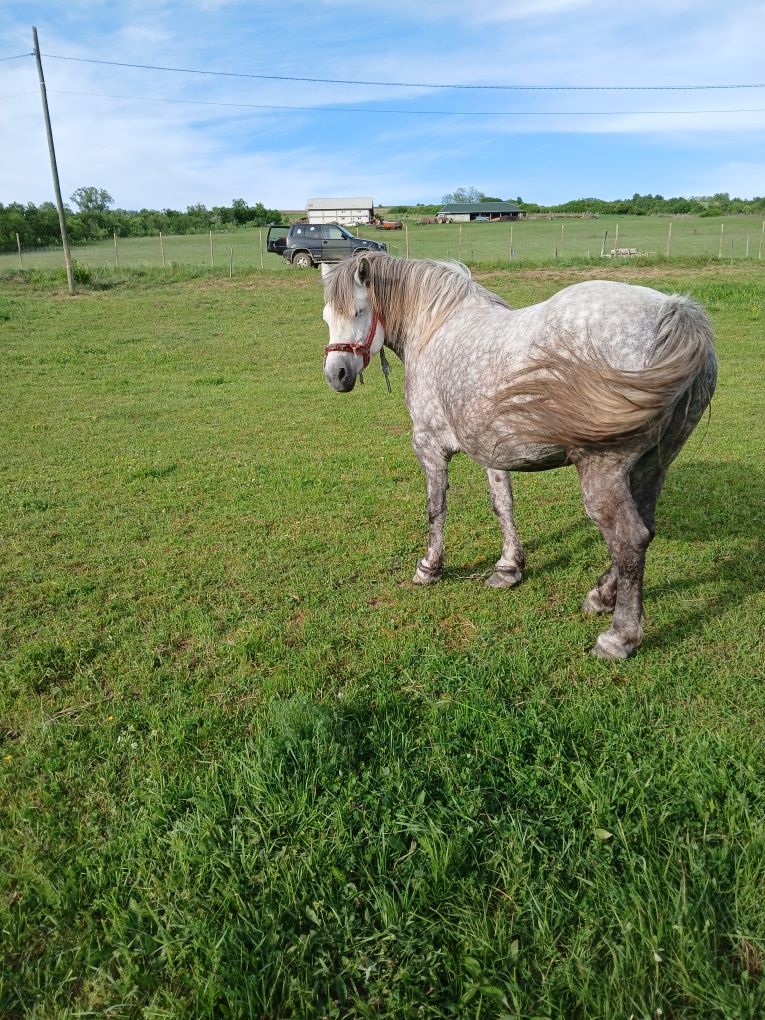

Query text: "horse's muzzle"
[324, 356, 357, 393]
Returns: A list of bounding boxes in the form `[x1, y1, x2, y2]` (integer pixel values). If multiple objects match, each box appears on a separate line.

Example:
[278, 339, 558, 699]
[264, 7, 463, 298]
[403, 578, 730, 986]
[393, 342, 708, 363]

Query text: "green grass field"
[1, 214, 764, 274]
[1, 262, 764, 1018]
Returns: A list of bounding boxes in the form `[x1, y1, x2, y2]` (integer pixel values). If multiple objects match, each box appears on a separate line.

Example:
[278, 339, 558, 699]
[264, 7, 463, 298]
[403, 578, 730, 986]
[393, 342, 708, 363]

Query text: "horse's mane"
[324, 252, 510, 348]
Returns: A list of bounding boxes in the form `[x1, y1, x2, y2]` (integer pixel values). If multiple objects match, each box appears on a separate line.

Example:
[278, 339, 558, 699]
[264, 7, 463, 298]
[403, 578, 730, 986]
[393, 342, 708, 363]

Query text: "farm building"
[306, 197, 375, 226]
[437, 201, 524, 222]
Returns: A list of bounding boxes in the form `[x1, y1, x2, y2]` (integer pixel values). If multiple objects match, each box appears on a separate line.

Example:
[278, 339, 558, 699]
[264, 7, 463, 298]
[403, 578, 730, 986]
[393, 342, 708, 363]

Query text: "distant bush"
[70, 259, 92, 285]
[386, 204, 441, 216]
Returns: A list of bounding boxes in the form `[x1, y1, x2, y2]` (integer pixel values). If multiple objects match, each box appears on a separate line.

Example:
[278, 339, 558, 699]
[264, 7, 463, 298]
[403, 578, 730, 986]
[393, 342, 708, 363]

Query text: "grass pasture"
[1, 213, 764, 274]
[1, 263, 764, 1018]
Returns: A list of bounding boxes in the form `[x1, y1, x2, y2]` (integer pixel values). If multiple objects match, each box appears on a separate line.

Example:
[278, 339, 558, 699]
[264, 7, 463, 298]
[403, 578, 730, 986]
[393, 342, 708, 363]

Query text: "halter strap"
[324, 311, 382, 370]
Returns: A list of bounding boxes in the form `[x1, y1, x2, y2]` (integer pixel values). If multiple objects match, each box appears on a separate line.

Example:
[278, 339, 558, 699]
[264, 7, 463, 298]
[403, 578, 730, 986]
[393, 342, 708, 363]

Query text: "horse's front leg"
[412, 433, 451, 585]
[485, 469, 525, 587]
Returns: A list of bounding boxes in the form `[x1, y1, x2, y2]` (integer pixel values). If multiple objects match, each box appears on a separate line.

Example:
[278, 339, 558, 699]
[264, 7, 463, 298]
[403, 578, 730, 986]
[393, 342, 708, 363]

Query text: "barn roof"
[306, 197, 375, 210]
[438, 202, 521, 214]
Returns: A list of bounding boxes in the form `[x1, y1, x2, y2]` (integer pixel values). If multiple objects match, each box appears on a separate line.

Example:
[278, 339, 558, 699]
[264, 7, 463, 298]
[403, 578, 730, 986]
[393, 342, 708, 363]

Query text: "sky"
[1, 0, 764, 211]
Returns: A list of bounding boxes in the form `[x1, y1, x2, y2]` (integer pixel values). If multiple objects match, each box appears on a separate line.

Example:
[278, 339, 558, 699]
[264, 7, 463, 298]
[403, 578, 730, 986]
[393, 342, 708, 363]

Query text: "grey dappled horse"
[322, 253, 716, 659]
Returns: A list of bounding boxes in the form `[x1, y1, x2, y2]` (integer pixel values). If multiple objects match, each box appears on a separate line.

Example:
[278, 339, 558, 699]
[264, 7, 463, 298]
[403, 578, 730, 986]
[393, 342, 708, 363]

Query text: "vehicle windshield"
[323, 225, 354, 240]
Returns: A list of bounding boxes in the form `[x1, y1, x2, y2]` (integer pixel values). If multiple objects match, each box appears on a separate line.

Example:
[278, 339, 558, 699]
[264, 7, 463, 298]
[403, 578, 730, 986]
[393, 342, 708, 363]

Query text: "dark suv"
[266, 222, 387, 267]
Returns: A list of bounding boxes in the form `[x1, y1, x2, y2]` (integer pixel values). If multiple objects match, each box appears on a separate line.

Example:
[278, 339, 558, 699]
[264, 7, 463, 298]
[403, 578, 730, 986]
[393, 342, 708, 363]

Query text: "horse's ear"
[354, 255, 371, 287]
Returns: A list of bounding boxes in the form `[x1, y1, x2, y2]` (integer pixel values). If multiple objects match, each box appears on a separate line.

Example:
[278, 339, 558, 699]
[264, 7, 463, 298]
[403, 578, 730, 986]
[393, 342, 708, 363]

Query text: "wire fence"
[2, 215, 764, 273]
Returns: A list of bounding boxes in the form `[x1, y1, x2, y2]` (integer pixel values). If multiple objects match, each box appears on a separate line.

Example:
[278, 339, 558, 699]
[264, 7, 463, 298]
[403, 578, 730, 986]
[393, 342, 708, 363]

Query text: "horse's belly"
[458, 426, 569, 472]
[501, 447, 571, 471]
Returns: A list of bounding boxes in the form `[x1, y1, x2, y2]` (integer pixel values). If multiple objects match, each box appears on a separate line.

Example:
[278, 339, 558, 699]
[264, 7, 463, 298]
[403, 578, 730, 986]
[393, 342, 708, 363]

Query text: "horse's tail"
[493, 295, 716, 447]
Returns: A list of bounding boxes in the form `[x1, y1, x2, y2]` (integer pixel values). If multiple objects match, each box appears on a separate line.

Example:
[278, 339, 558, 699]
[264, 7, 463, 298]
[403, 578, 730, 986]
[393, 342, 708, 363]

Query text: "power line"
[0, 52, 33, 61]
[42, 53, 765, 92]
[49, 89, 765, 116]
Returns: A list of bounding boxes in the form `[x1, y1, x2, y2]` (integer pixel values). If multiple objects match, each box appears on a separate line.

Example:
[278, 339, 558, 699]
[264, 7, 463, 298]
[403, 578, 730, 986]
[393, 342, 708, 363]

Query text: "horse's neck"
[381, 320, 407, 362]
[383, 336, 406, 362]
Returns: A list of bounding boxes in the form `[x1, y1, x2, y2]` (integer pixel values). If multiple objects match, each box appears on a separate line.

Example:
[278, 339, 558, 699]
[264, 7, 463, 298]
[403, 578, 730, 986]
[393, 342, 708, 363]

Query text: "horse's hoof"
[582, 589, 614, 614]
[591, 631, 633, 661]
[486, 568, 522, 588]
[413, 562, 442, 585]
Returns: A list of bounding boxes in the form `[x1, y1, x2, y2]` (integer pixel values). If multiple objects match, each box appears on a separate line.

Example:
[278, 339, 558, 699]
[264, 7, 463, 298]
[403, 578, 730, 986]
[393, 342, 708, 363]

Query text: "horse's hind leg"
[582, 564, 618, 614]
[581, 458, 666, 615]
[575, 455, 651, 660]
[630, 454, 668, 540]
[485, 469, 525, 587]
[579, 382, 710, 639]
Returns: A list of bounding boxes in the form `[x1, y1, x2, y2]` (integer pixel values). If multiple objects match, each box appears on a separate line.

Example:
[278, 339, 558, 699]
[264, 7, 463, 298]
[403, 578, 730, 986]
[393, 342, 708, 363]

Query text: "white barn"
[306, 197, 375, 226]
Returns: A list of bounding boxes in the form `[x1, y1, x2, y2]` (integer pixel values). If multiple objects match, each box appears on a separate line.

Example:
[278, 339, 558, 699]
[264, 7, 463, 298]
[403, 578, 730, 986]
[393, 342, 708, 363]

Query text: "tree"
[441, 186, 484, 205]
[229, 198, 282, 227]
[69, 186, 114, 213]
[231, 198, 250, 225]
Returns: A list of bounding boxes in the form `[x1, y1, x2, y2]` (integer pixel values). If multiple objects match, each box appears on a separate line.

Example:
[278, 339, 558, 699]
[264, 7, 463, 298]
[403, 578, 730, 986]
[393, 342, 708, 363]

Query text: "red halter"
[324, 311, 382, 370]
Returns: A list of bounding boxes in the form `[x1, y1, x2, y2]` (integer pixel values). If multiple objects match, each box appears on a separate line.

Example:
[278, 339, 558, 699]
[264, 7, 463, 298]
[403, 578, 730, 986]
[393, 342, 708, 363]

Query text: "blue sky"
[1, 0, 764, 210]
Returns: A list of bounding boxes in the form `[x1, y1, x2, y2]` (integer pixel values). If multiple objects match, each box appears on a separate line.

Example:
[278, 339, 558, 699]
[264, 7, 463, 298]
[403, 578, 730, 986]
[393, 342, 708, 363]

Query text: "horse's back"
[517, 280, 669, 370]
[538, 279, 665, 308]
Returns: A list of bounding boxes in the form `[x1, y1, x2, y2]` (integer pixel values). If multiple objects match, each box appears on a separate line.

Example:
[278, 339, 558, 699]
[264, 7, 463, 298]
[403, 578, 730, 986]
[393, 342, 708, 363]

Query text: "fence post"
[718, 222, 724, 258]
[600, 230, 608, 257]
[458, 225, 462, 262]
[160, 231, 166, 268]
[405, 223, 409, 258]
[209, 229, 214, 268]
[509, 224, 513, 262]
[614, 223, 619, 255]
[759, 220, 764, 260]
[259, 229, 264, 270]
[113, 231, 119, 268]
[229, 246, 233, 278]
[16, 232, 23, 269]
[666, 222, 672, 257]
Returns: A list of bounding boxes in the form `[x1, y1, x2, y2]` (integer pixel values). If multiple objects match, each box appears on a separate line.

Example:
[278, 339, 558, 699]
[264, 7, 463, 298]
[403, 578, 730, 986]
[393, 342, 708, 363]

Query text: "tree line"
[0, 187, 283, 253]
[387, 188, 765, 218]
[522, 192, 765, 217]
[4, 185, 764, 253]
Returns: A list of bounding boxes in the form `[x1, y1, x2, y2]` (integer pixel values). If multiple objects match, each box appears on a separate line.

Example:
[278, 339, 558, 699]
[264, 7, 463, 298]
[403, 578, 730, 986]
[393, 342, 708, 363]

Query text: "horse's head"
[322, 256, 385, 392]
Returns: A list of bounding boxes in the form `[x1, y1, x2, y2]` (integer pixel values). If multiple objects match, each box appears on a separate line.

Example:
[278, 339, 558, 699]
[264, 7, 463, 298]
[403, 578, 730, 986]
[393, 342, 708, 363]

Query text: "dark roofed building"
[437, 202, 524, 222]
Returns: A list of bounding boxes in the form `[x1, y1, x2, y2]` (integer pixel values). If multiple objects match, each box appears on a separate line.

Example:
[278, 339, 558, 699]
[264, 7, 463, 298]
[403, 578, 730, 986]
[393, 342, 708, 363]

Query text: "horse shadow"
[444, 460, 763, 652]
[642, 459, 764, 650]
[656, 459, 764, 541]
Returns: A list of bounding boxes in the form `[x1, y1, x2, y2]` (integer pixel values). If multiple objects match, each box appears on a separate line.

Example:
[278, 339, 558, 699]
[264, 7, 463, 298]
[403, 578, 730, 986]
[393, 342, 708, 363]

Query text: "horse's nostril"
[338, 367, 346, 381]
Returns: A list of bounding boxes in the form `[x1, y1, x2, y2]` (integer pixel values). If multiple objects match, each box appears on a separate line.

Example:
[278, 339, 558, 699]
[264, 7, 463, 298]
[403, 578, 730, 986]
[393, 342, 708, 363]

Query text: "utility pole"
[32, 26, 74, 293]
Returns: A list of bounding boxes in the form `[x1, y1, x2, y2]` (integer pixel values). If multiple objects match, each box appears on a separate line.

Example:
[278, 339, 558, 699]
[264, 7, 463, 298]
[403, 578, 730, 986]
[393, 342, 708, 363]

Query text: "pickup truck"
[266, 222, 387, 268]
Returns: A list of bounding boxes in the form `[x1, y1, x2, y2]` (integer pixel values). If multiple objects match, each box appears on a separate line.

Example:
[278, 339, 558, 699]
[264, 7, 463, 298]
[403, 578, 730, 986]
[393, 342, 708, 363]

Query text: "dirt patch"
[736, 938, 764, 977]
[187, 272, 317, 293]
[474, 264, 754, 286]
